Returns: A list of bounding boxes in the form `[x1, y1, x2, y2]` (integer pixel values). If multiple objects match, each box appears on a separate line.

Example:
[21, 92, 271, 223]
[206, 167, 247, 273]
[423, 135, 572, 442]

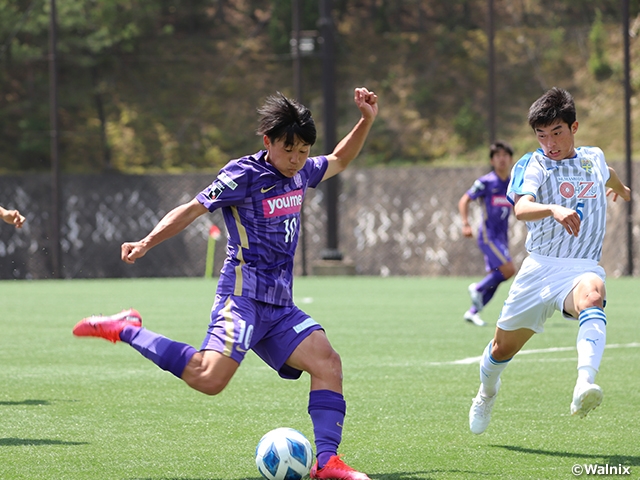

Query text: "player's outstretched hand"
[2, 209, 25, 229]
[606, 185, 631, 202]
[354, 87, 378, 121]
[121, 241, 148, 264]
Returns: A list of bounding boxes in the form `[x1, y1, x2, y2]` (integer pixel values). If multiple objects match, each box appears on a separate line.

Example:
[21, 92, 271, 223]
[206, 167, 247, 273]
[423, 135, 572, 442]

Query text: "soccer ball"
[255, 427, 314, 480]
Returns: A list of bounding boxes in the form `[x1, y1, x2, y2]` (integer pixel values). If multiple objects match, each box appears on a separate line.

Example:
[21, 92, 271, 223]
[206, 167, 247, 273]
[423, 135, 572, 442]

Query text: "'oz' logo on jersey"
[262, 189, 304, 218]
[559, 181, 596, 199]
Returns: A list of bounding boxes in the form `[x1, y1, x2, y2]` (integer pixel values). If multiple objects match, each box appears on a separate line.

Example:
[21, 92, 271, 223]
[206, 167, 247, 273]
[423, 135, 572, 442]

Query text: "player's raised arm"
[322, 87, 378, 181]
[121, 198, 208, 264]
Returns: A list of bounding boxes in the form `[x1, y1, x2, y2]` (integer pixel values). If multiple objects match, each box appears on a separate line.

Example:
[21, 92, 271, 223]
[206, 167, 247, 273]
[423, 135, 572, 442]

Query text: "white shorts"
[497, 253, 606, 334]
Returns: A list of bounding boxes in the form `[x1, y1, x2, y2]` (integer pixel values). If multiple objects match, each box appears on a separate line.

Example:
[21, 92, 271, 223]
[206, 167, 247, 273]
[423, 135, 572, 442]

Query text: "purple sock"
[476, 269, 506, 306]
[120, 326, 197, 379]
[308, 389, 346, 469]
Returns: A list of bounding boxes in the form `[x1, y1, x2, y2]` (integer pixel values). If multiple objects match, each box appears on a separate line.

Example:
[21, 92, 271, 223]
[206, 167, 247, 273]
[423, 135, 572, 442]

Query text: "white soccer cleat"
[571, 383, 603, 418]
[468, 283, 484, 312]
[469, 381, 500, 434]
[464, 309, 486, 326]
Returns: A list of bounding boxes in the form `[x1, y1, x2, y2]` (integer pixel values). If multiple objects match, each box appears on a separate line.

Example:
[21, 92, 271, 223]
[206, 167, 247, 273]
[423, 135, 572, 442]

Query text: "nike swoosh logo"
[261, 185, 276, 193]
[236, 346, 248, 353]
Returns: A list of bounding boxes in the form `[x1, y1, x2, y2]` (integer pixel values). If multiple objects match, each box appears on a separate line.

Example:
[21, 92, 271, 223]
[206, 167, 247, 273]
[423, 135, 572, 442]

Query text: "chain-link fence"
[1, 163, 637, 280]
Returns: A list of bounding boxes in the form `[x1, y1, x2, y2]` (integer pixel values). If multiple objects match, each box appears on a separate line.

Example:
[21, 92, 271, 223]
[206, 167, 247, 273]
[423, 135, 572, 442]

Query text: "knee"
[501, 263, 516, 280]
[490, 342, 515, 363]
[582, 291, 604, 310]
[325, 349, 343, 377]
[574, 275, 606, 311]
[312, 348, 343, 382]
[195, 377, 229, 396]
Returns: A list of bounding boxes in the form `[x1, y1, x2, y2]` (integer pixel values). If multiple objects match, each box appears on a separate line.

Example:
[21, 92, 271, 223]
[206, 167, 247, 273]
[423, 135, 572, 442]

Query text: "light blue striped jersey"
[507, 147, 610, 260]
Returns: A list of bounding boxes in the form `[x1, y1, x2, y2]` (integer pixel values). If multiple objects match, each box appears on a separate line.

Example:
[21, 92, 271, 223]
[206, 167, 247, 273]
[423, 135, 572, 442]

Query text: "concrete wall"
[0, 162, 637, 279]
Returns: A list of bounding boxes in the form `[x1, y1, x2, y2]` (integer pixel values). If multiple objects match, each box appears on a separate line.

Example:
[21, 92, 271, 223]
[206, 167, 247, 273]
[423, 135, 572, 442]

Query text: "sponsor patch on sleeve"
[218, 172, 238, 190]
[208, 181, 226, 200]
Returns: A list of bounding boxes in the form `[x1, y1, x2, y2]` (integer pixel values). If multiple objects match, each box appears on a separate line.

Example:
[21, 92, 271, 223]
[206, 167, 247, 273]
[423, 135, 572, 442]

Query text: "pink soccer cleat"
[310, 455, 371, 480]
[72, 308, 142, 343]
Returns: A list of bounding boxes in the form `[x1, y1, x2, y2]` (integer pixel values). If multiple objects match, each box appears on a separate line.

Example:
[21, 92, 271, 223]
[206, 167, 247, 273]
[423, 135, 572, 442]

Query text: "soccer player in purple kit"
[458, 141, 516, 326]
[73, 87, 377, 480]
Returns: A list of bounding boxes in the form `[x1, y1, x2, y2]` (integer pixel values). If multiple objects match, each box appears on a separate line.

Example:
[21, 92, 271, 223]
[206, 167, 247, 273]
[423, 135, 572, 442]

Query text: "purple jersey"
[196, 150, 328, 306]
[466, 171, 511, 242]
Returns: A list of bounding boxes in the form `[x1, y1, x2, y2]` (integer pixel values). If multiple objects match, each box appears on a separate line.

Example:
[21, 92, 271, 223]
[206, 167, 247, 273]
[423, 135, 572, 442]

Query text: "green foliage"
[588, 9, 613, 81]
[0, 1, 638, 173]
[453, 100, 486, 150]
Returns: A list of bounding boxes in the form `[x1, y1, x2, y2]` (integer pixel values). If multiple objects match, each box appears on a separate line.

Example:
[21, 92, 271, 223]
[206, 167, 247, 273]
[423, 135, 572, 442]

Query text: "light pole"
[487, 0, 496, 143]
[49, 0, 62, 278]
[622, 0, 634, 275]
[319, 0, 342, 261]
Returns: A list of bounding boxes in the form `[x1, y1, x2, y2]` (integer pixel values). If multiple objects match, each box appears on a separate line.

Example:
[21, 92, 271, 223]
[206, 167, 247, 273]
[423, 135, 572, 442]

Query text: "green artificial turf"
[1, 276, 638, 479]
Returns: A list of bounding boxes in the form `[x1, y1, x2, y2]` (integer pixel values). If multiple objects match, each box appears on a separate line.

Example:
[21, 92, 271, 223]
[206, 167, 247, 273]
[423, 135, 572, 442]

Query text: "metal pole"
[292, 0, 308, 276]
[293, 0, 302, 103]
[487, 0, 496, 143]
[622, 0, 634, 275]
[49, 0, 61, 278]
[319, 0, 342, 261]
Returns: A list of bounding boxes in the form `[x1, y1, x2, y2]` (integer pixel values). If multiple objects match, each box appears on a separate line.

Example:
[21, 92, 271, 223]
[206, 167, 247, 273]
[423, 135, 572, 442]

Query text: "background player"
[73, 87, 378, 480]
[0, 205, 25, 229]
[458, 141, 516, 326]
[469, 87, 631, 435]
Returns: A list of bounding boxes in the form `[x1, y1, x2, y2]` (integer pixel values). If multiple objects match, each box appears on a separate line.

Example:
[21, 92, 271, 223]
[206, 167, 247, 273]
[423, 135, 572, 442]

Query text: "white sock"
[479, 341, 510, 397]
[576, 307, 607, 385]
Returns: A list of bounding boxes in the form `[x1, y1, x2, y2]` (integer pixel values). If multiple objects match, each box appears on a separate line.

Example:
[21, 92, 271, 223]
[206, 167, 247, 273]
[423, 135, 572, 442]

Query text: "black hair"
[528, 87, 576, 130]
[256, 93, 317, 147]
[489, 141, 513, 159]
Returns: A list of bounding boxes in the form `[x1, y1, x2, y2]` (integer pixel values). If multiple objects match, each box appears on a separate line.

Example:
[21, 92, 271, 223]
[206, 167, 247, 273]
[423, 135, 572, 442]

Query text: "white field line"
[428, 342, 640, 366]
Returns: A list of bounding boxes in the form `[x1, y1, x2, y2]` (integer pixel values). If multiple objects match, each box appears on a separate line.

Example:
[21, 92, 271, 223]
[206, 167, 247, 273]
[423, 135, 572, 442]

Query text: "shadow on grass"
[0, 438, 88, 446]
[372, 470, 496, 479]
[129, 478, 263, 480]
[0, 399, 51, 406]
[129, 471, 496, 480]
[492, 445, 640, 466]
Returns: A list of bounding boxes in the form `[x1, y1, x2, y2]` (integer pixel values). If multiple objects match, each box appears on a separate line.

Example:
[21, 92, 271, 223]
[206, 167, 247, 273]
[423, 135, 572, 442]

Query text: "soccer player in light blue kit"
[469, 87, 631, 434]
[73, 87, 378, 480]
[459, 141, 516, 326]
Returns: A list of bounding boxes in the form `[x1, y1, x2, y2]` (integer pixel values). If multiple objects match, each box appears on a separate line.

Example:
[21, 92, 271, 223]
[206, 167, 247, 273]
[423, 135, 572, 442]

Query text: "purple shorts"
[478, 232, 511, 271]
[200, 294, 322, 379]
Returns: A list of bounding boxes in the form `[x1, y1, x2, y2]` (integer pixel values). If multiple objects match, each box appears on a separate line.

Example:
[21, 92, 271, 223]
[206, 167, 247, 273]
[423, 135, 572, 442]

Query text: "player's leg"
[73, 309, 201, 383]
[73, 295, 254, 396]
[563, 272, 607, 418]
[469, 327, 534, 434]
[477, 238, 514, 306]
[466, 237, 512, 324]
[286, 331, 370, 480]
[180, 350, 239, 395]
[469, 256, 550, 434]
[287, 332, 344, 468]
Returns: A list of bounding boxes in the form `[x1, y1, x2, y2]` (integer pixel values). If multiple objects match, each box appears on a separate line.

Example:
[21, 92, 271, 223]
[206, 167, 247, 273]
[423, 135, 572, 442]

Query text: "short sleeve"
[305, 156, 329, 188]
[196, 161, 249, 211]
[507, 152, 545, 205]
